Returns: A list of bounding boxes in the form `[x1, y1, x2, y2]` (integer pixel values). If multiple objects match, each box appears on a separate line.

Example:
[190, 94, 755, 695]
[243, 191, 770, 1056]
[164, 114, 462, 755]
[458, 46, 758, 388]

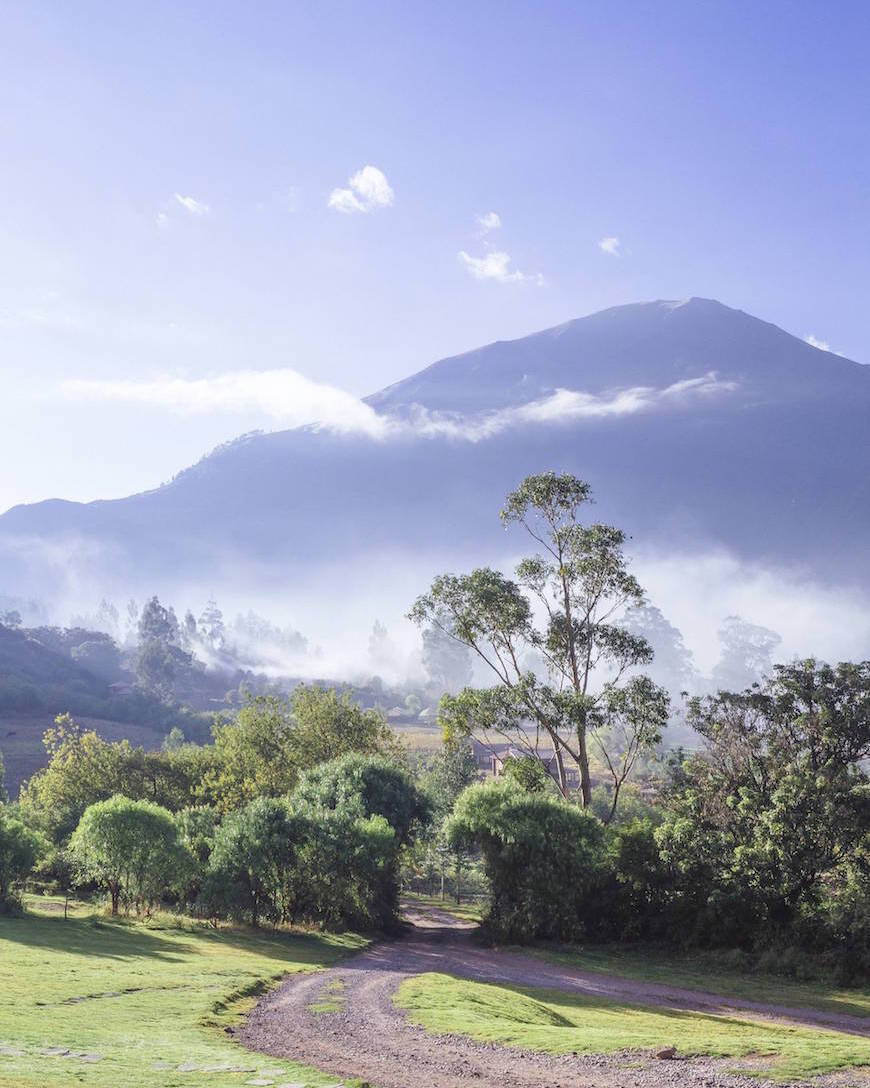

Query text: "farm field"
[0, 895, 367, 1088]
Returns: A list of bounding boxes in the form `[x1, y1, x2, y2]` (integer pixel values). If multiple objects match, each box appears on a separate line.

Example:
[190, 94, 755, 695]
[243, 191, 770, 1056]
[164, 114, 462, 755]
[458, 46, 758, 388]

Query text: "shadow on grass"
[0, 912, 188, 962]
[190, 923, 368, 968]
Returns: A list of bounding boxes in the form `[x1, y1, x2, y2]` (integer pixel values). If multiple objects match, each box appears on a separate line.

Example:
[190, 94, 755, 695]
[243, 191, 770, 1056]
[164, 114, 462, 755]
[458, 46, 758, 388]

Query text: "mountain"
[2, 298, 868, 602]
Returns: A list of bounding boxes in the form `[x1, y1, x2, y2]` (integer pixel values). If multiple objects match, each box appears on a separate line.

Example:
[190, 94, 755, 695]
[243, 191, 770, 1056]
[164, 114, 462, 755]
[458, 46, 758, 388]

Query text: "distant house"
[471, 737, 581, 791]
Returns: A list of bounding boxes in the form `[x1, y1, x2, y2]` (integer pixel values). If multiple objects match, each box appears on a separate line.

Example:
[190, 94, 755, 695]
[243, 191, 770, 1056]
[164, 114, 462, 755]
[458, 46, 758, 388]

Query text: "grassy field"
[402, 892, 488, 924]
[395, 972, 870, 1081]
[0, 894, 367, 1088]
[528, 943, 870, 1021]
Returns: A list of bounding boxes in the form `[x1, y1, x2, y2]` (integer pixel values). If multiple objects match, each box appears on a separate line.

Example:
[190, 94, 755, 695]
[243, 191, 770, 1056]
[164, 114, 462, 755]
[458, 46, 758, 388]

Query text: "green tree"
[500, 753, 549, 793]
[0, 807, 43, 904]
[200, 687, 402, 813]
[20, 715, 214, 842]
[202, 798, 301, 927]
[410, 473, 668, 809]
[137, 596, 180, 644]
[292, 753, 429, 927]
[135, 595, 194, 697]
[292, 753, 428, 851]
[447, 778, 606, 941]
[176, 805, 218, 904]
[291, 685, 402, 767]
[658, 660, 870, 949]
[69, 795, 190, 915]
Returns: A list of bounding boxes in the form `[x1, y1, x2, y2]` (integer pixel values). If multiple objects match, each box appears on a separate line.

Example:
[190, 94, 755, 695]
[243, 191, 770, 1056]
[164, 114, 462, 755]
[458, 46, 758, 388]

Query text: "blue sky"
[2, 0, 868, 509]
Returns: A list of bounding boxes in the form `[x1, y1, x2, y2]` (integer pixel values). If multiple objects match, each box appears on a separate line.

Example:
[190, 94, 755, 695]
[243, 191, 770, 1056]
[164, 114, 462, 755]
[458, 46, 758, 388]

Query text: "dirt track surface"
[239, 903, 870, 1088]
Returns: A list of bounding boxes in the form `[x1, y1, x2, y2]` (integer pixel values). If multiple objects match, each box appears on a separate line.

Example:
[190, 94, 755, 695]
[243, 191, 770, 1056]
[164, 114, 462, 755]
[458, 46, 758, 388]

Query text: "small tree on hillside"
[410, 473, 669, 811]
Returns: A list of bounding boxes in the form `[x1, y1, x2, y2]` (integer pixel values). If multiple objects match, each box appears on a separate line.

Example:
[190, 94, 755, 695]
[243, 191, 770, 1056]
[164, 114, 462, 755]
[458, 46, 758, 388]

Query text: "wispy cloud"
[458, 249, 542, 284]
[57, 369, 735, 444]
[804, 334, 830, 351]
[598, 235, 621, 256]
[328, 165, 394, 214]
[409, 372, 736, 441]
[58, 370, 388, 438]
[476, 211, 501, 233]
[174, 193, 210, 216]
[803, 333, 843, 356]
[155, 211, 169, 228]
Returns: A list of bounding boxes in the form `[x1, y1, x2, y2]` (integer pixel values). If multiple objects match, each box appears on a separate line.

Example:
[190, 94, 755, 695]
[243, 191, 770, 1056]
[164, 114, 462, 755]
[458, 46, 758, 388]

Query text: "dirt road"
[238, 903, 869, 1088]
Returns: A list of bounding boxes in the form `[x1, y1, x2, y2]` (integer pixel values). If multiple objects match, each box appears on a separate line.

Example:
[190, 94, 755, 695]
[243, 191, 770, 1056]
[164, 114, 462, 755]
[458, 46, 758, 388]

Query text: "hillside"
[1, 298, 868, 599]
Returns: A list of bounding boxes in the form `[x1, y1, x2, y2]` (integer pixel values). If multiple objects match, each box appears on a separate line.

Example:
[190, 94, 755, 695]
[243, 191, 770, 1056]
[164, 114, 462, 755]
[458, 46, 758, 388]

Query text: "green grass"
[0, 894, 368, 1088]
[395, 972, 870, 1081]
[307, 979, 346, 1015]
[402, 892, 487, 923]
[527, 943, 870, 1020]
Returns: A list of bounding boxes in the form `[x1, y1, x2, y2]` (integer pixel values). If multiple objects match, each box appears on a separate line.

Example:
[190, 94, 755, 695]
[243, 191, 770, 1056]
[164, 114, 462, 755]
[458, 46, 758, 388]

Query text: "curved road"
[238, 903, 869, 1088]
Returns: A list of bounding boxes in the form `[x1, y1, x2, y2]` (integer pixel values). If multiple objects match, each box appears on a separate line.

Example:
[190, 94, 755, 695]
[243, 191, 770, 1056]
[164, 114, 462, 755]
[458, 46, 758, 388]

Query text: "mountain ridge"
[1, 297, 868, 600]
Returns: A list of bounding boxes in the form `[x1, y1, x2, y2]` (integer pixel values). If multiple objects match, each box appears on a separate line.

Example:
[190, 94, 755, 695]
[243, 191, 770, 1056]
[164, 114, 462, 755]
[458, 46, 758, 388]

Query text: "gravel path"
[238, 903, 870, 1088]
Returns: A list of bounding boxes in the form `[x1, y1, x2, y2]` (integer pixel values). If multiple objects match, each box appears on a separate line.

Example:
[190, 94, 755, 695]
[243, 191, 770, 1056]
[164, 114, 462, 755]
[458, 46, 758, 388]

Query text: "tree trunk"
[578, 727, 592, 807]
[554, 745, 568, 796]
[110, 887, 119, 915]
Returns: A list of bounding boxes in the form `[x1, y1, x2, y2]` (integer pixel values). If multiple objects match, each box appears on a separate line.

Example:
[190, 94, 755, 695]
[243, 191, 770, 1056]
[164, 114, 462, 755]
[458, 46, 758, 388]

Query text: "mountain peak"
[368, 297, 862, 416]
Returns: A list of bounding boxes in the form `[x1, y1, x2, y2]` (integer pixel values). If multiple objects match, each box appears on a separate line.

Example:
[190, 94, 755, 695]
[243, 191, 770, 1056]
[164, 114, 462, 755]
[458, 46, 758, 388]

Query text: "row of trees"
[447, 659, 870, 979]
[68, 754, 426, 928]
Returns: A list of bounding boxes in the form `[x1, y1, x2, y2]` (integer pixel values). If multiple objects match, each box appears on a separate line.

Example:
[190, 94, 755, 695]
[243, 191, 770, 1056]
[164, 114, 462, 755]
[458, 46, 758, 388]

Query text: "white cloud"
[598, 236, 621, 256]
[58, 370, 389, 438]
[410, 372, 736, 441]
[328, 165, 394, 214]
[174, 193, 210, 216]
[476, 211, 501, 233]
[56, 368, 735, 445]
[458, 249, 531, 283]
[803, 333, 844, 356]
[804, 334, 830, 351]
[155, 211, 169, 228]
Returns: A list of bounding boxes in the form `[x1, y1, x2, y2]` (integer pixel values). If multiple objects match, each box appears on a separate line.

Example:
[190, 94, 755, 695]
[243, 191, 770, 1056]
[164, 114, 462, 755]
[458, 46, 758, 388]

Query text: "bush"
[448, 779, 607, 942]
[0, 807, 43, 905]
[69, 795, 191, 914]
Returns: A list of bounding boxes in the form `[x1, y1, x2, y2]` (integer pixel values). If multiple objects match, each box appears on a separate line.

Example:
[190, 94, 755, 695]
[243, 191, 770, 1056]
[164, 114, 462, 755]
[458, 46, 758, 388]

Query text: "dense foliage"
[200, 687, 402, 813]
[200, 755, 427, 929]
[3, 565, 869, 981]
[448, 660, 870, 979]
[656, 661, 870, 971]
[69, 795, 190, 915]
[0, 807, 43, 908]
[448, 778, 606, 941]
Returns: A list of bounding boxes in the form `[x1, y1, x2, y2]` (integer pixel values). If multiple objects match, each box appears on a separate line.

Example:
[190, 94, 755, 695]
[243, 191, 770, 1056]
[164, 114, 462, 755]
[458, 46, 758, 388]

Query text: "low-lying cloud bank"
[57, 369, 736, 444]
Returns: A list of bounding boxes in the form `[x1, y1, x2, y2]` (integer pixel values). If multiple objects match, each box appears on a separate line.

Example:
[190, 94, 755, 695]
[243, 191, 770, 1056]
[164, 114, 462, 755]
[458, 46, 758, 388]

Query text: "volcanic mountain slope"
[1, 298, 868, 596]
